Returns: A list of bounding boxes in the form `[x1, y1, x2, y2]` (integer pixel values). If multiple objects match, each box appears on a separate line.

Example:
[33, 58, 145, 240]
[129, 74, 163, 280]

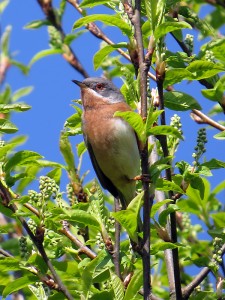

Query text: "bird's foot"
[132, 174, 151, 183]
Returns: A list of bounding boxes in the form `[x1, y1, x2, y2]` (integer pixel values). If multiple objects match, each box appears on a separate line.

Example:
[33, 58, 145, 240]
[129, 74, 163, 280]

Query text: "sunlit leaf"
[154, 21, 191, 40]
[0, 119, 18, 134]
[29, 49, 63, 66]
[164, 91, 202, 111]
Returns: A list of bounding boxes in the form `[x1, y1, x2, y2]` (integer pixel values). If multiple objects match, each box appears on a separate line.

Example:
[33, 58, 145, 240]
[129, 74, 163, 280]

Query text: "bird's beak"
[72, 79, 87, 88]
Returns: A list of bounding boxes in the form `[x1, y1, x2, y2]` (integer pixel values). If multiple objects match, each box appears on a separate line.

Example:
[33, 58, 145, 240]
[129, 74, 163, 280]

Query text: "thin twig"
[191, 109, 225, 131]
[123, 0, 152, 298]
[66, 0, 156, 81]
[60, 222, 97, 259]
[0, 248, 13, 257]
[182, 243, 225, 299]
[36, 0, 89, 78]
[156, 67, 182, 300]
[113, 197, 122, 279]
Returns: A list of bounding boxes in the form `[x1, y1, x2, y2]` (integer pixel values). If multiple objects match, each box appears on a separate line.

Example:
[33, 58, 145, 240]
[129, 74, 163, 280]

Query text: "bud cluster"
[184, 34, 194, 53]
[0, 140, 5, 148]
[19, 236, 30, 260]
[192, 128, 207, 166]
[205, 50, 215, 62]
[209, 237, 223, 272]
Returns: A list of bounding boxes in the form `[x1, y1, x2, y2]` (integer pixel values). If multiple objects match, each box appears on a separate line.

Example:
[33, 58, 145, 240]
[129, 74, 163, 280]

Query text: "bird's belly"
[91, 118, 140, 182]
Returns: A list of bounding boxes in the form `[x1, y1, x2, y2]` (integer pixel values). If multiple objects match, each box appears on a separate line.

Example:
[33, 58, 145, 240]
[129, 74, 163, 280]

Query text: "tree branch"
[191, 109, 225, 131]
[36, 0, 89, 78]
[156, 67, 182, 300]
[113, 197, 122, 279]
[182, 243, 225, 299]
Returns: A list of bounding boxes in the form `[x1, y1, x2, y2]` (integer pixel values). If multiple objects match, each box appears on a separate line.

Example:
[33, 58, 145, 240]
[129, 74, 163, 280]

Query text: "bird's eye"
[96, 83, 104, 91]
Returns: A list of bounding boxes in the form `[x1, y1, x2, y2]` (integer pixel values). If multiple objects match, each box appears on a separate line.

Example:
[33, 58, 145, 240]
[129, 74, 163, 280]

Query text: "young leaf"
[124, 269, 143, 300]
[147, 125, 183, 140]
[164, 68, 192, 86]
[112, 192, 143, 242]
[24, 19, 50, 29]
[158, 204, 180, 226]
[29, 49, 63, 66]
[4, 151, 43, 172]
[0, 119, 18, 134]
[12, 86, 33, 102]
[0, 103, 31, 112]
[73, 15, 132, 37]
[151, 242, 184, 254]
[201, 159, 225, 169]
[110, 270, 124, 300]
[114, 111, 146, 143]
[164, 91, 202, 111]
[145, 109, 164, 132]
[80, 0, 110, 8]
[0, 0, 9, 14]
[214, 131, 225, 140]
[2, 275, 37, 297]
[186, 61, 224, 80]
[151, 199, 172, 217]
[77, 141, 86, 157]
[154, 21, 191, 40]
[93, 43, 127, 70]
[155, 178, 184, 194]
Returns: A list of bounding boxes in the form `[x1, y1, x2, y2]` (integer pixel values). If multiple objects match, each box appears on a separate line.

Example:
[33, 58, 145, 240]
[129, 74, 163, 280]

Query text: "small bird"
[72, 77, 140, 209]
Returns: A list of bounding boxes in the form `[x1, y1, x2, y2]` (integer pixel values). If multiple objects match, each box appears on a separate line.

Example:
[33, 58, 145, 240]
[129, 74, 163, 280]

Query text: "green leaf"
[147, 125, 183, 140]
[12, 86, 33, 102]
[214, 131, 225, 140]
[53, 208, 100, 229]
[24, 19, 50, 29]
[93, 43, 127, 70]
[154, 21, 191, 40]
[77, 141, 86, 157]
[186, 61, 224, 80]
[145, 109, 164, 132]
[0, 257, 21, 272]
[59, 131, 76, 174]
[0, 103, 31, 112]
[114, 111, 146, 143]
[158, 204, 180, 226]
[0, 119, 18, 134]
[112, 192, 144, 242]
[211, 212, 225, 228]
[164, 91, 202, 111]
[164, 68, 192, 86]
[29, 49, 63, 66]
[2, 275, 37, 297]
[80, 0, 111, 8]
[110, 270, 124, 300]
[151, 199, 172, 217]
[155, 178, 184, 194]
[204, 38, 225, 63]
[201, 159, 225, 169]
[10, 60, 29, 75]
[4, 151, 43, 172]
[151, 242, 184, 254]
[73, 14, 132, 36]
[124, 269, 143, 300]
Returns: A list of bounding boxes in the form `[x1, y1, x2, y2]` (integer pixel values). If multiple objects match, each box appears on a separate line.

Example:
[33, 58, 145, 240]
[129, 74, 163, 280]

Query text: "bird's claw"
[132, 174, 151, 183]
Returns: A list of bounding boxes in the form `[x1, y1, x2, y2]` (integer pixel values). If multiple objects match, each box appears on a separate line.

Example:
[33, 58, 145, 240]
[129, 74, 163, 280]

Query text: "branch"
[113, 197, 122, 279]
[122, 0, 152, 298]
[0, 181, 73, 300]
[60, 221, 97, 259]
[36, 0, 89, 78]
[191, 109, 225, 131]
[156, 64, 182, 300]
[183, 244, 225, 299]
[66, 0, 156, 81]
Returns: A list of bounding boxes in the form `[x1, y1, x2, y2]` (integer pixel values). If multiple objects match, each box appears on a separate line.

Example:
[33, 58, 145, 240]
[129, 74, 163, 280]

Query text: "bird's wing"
[84, 134, 120, 200]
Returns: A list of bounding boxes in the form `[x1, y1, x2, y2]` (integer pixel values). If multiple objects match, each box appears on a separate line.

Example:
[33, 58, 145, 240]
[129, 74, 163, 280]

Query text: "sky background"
[1, 0, 225, 281]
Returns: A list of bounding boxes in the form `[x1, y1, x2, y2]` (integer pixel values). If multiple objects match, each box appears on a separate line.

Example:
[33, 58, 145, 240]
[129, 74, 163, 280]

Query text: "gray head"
[73, 77, 125, 103]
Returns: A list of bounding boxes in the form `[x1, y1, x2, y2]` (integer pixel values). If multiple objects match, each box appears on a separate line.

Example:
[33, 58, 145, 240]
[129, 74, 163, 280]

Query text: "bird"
[72, 77, 140, 209]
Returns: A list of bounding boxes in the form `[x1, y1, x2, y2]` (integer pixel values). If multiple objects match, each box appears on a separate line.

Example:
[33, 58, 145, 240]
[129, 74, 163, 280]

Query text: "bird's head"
[72, 77, 125, 108]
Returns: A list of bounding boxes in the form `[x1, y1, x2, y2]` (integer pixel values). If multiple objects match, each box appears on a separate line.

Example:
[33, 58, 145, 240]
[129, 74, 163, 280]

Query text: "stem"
[36, 0, 89, 78]
[113, 197, 122, 279]
[129, 0, 152, 298]
[157, 75, 182, 300]
[191, 109, 225, 131]
[60, 222, 97, 260]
